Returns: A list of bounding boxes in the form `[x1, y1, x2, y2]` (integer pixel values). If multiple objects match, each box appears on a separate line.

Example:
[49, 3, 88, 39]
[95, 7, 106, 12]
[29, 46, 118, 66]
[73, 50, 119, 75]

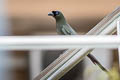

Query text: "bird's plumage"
[56, 24, 76, 35]
[48, 11, 108, 72]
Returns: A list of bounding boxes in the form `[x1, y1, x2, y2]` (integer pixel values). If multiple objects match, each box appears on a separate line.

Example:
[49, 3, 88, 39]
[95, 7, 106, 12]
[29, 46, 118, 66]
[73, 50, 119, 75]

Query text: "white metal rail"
[0, 36, 120, 50]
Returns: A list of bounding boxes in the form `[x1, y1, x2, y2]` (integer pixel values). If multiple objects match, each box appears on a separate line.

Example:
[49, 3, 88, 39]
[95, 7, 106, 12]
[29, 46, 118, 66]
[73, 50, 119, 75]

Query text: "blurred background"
[0, 0, 120, 80]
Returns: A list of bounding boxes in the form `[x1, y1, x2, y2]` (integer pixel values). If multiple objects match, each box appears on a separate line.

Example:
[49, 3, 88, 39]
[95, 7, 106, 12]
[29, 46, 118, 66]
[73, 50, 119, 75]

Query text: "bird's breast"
[56, 25, 64, 35]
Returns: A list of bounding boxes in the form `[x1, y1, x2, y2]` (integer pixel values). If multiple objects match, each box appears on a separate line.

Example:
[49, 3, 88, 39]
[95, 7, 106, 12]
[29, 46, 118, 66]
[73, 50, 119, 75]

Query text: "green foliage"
[84, 66, 120, 80]
[108, 67, 120, 80]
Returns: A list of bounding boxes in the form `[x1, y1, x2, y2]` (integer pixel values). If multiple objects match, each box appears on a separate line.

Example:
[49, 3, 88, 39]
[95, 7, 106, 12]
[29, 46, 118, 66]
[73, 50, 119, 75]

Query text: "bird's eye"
[55, 11, 59, 15]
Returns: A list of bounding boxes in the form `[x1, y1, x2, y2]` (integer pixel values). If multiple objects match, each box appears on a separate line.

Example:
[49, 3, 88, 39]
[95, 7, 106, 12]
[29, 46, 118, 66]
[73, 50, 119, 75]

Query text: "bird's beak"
[48, 12, 54, 16]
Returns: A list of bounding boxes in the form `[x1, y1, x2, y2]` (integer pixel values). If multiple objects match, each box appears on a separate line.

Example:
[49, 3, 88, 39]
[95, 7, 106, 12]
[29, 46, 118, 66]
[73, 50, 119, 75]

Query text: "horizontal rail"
[0, 35, 119, 50]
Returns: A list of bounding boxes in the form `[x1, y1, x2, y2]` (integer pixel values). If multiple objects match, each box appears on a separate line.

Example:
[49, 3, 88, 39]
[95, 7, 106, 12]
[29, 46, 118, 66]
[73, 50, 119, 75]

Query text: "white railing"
[0, 35, 120, 50]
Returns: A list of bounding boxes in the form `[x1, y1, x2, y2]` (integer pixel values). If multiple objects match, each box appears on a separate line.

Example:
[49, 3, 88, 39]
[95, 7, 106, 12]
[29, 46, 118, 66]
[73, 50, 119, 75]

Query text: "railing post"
[117, 21, 120, 71]
[0, 0, 12, 80]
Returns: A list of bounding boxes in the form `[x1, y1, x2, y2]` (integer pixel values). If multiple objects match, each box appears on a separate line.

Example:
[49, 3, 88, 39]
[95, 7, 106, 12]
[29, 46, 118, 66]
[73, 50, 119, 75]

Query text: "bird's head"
[48, 11, 65, 20]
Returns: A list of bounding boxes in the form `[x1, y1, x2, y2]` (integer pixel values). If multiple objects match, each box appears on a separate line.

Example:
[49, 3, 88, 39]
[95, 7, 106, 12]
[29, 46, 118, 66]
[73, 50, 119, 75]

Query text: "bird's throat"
[55, 18, 67, 25]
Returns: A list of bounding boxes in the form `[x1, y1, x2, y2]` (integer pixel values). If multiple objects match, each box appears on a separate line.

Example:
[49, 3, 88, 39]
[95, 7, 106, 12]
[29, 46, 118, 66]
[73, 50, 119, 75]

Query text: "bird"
[48, 11, 108, 72]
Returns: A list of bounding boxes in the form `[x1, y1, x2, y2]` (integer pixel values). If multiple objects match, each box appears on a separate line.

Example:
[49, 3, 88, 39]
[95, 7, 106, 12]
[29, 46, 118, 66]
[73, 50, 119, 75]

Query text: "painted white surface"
[0, 36, 120, 50]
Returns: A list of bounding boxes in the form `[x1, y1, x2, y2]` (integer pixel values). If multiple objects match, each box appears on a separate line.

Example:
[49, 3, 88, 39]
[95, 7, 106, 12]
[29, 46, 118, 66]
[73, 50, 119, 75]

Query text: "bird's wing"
[62, 26, 72, 35]
[64, 24, 77, 35]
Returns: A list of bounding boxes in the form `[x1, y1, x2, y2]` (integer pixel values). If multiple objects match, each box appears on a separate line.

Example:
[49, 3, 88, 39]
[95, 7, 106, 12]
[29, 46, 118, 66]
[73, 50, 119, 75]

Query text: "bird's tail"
[87, 54, 109, 73]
